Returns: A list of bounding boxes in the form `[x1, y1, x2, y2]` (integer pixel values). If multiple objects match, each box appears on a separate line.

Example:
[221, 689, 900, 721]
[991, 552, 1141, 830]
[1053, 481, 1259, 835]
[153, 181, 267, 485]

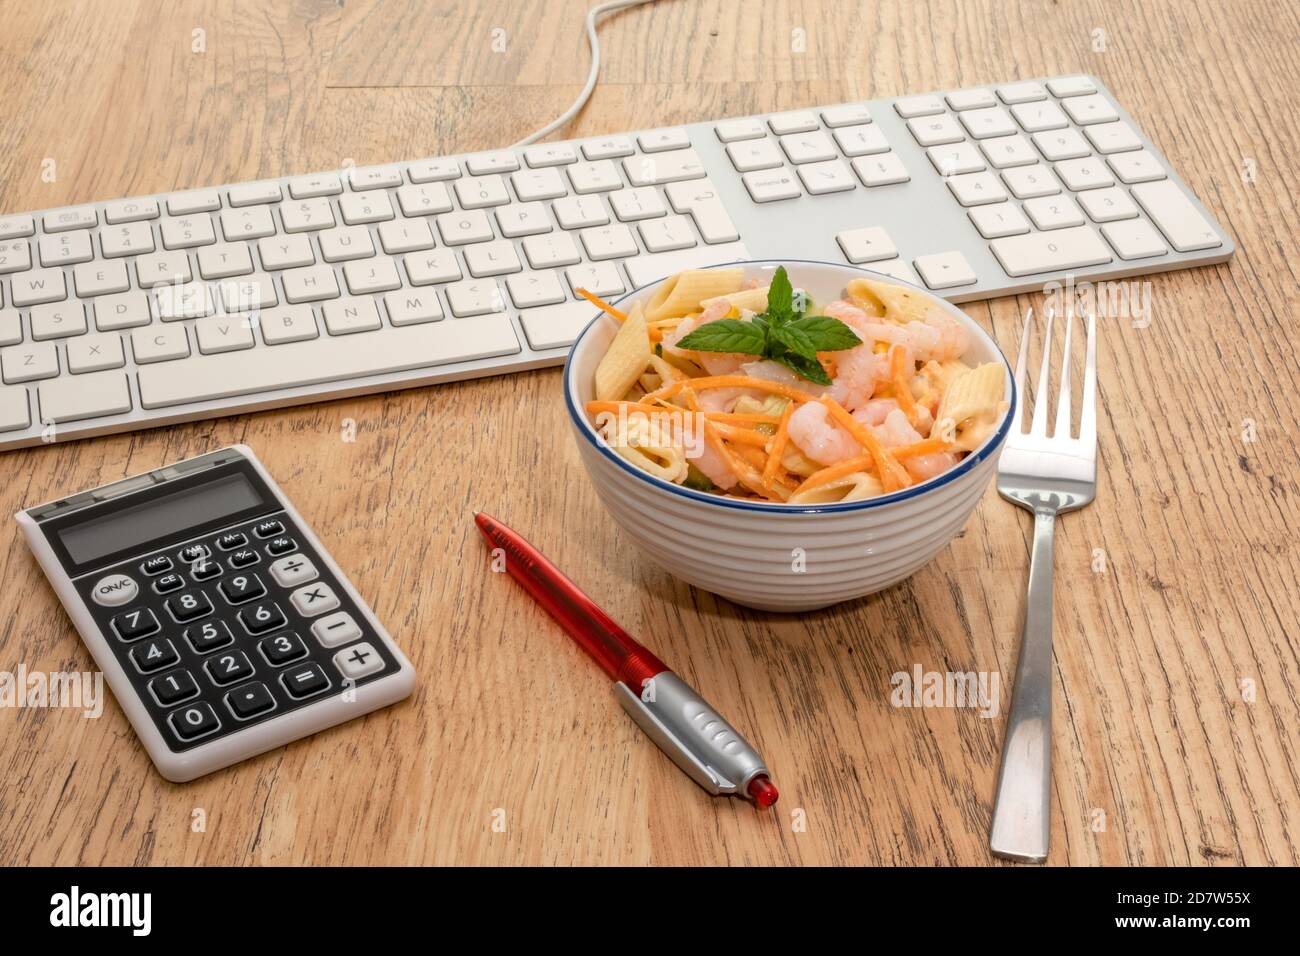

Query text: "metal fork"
[989, 305, 1098, 863]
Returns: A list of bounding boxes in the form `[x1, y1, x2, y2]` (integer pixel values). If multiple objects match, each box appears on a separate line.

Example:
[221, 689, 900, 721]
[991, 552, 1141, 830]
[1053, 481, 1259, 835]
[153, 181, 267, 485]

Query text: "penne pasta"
[788, 471, 883, 504]
[594, 302, 651, 401]
[644, 268, 745, 321]
[699, 285, 770, 315]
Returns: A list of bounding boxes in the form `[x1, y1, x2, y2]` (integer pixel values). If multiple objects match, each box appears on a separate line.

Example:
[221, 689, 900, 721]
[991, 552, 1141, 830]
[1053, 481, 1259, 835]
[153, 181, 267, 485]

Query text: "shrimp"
[861, 310, 970, 362]
[874, 409, 958, 481]
[823, 300, 873, 339]
[853, 398, 901, 427]
[826, 345, 890, 410]
[787, 402, 861, 465]
[662, 298, 748, 374]
[673, 415, 738, 489]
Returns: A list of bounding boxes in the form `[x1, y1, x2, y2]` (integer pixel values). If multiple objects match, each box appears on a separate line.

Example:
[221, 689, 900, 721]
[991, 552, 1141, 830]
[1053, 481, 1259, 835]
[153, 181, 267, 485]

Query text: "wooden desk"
[1, 0, 1296, 866]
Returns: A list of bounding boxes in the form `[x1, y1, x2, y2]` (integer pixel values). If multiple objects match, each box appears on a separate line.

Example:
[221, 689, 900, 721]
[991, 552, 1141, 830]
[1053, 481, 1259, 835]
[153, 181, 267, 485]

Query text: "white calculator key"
[638, 128, 690, 152]
[997, 81, 1047, 104]
[0, 386, 30, 431]
[797, 159, 855, 195]
[1002, 164, 1060, 199]
[742, 169, 802, 202]
[907, 114, 965, 147]
[335, 641, 385, 681]
[1046, 75, 1098, 97]
[290, 581, 340, 617]
[1011, 101, 1068, 132]
[852, 153, 910, 187]
[1102, 219, 1169, 260]
[914, 251, 977, 289]
[312, 610, 363, 648]
[1024, 194, 1085, 230]
[1055, 158, 1115, 191]
[928, 142, 986, 176]
[989, 225, 1113, 276]
[1131, 180, 1223, 252]
[385, 290, 443, 327]
[969, 203, 1030, 239]
[1078, 186, 1138, 222]
[894, 94, 945, 118]
[833, 124, 890, 157]
[270, 553, 319, 587]
[779, 131, 837, 164]
[91, 572, 138, 607]
[715, 117, 766, 142]
[1084, 121, 1143, 154]
[946, 88, 997, 111]
[610, 186, 667, 221]
[980, 134, 1037, 169]
[946, 171, 1007, 206]
[821, 104, 871, 127]
[38, 370, 132, 423]
[958, 106, 1017, 139]
[1032, 128, 1091, 161]
[726, 138, 783, 172]
[768, 110, 819, 134]
[836, 227, 897, 263]
[2, 342, 59, 382]
[67, 332, 125, 372]
[1108, 150, 1166, 184]
[523, 142, 578, 167]
[1062, 93, 1118, 125]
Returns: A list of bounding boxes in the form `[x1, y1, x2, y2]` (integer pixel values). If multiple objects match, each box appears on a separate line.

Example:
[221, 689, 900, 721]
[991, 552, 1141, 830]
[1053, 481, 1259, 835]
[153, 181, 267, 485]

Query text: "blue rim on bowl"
[563, 258, 1017, 515]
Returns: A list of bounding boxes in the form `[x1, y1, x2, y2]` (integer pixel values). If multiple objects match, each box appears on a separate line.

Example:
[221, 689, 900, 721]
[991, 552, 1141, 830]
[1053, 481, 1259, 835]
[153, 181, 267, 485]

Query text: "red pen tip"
[747, 775, 779, 808]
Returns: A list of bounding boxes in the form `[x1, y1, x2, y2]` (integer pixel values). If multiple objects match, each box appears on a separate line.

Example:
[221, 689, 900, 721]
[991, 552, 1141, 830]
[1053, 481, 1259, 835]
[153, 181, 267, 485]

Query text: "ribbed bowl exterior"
[564, 260, 1013, 612]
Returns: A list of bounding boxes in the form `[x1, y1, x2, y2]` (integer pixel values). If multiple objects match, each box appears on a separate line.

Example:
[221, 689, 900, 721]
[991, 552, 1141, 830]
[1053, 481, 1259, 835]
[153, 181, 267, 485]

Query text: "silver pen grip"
[614, 671, 768, 797]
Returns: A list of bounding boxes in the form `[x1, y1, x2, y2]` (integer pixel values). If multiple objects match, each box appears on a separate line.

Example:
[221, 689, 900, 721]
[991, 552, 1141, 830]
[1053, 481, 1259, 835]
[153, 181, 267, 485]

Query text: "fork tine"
[1054, 306, 1074, 439]
[1078, 310, 1098, 447]
[1013, 307, 1032, 432]
[1029, 306, 1054, 436]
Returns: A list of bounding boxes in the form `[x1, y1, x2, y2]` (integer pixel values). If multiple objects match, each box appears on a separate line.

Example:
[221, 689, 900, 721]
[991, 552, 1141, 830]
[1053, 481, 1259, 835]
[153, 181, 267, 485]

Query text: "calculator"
[15, 444, 415, 782]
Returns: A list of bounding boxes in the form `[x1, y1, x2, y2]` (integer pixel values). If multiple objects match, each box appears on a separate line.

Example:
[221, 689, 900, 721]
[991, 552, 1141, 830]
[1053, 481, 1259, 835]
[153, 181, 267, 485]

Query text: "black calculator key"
[111, 607, 160, 642]
[229, 549, 260, 569]
[220, 572, 267, 606]
[216, 532, 248, 551]
[205, 650, 255, 686]
[226, 682, 276, 720]
[281, 662, 331, 699]
[266, 536, 296, 557]
[254, 519, 285, 539]
[191, 560, 223, 581]
[258, 632, 308, 666]
[150, 669, 199, 706]
[169, 702, 220, 741]
[178, 544, 211, 564]
[153, 572, 185, 594]
[239, 601, 287, 635]
[131, 638, 179, 673]
[166, 590, 214, 623]
[185, 620, 235, 654]
[141, 556, 173, 576]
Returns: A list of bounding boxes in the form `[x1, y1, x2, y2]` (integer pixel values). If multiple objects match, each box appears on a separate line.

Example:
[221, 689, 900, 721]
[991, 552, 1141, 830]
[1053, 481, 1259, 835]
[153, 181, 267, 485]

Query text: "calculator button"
[141, 556, 173, 576]
[258, 632, 308, 666]
[184, 619, 235, 654]
[111, 607, 160, 642]
[253, 519, 285, 538]
[239, 601, 287, 634]
[311, 610, 363, 648]
[205, 650, 255, 686]
[166, 590, 214, 622]
[220, 572, 267, 605]
[266, 536, 297, 557]
[290, 581, 340, 617]
[269, 553, 318, 588]
[190, 560, 223, 581]
[281, 662, 331, 699]
[86, 570, 137, 607]
[178, 544, 212, 564]
[334, 641, 385, 681]
[150, 669, 199, 706]
[169, 701, 220, 741]
[153, 572, 185, 594]
[131, 637, 179, 673]
[229, 548, 260, 568]
[225, 681, 276, 720]
[216, 532, 248, 550]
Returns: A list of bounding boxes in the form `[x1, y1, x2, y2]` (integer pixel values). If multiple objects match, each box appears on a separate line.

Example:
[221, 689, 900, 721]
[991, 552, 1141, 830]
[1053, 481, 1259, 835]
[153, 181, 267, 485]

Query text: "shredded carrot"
[710, 422, 771, 447]
[702, 421, 780, 500]
[703, 412, 782, 425]
[679, 387, 701, 413]
[791, 455, 877, 495]
[890, 436, 953, 461]
[890, 345, 922, 426]
[575, 287, 627, 322]
[819, 397, 912, 492]
[644, 374, 817, 405]
[585, 399, 678, 418]
[732, 443, 797, 491]
[761, 403, 795, 490]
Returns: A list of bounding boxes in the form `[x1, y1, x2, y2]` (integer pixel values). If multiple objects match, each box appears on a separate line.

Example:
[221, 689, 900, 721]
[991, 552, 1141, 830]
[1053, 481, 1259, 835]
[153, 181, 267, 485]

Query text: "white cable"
[509, 0, 659, 149]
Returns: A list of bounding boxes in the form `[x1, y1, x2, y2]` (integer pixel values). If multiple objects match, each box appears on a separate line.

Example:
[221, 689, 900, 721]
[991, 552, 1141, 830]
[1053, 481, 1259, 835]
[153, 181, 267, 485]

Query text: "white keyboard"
[0, 73, 1232, 450]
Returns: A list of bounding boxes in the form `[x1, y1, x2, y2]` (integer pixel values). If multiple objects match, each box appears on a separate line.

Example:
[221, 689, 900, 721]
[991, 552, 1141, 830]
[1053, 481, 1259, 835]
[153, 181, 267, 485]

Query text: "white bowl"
[563, 259, 1016, 612]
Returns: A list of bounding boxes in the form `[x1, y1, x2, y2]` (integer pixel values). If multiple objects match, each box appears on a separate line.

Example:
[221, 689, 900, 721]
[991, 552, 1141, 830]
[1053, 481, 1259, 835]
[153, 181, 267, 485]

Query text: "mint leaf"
[675, 319, 767, 355]
[764, 266, 794, 323]
[770, 323, 820, 360]
[786, 315, 862, 352]
[772, 350, 832, 386]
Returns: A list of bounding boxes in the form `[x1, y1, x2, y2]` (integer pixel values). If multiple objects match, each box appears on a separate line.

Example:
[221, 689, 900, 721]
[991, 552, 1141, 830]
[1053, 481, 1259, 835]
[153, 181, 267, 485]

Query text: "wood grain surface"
[1, 0, 1297, 866]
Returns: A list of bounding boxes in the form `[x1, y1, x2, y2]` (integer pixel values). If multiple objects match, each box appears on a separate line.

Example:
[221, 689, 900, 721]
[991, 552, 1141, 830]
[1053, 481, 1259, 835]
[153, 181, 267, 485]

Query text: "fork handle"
[990, 506, 1056, 863]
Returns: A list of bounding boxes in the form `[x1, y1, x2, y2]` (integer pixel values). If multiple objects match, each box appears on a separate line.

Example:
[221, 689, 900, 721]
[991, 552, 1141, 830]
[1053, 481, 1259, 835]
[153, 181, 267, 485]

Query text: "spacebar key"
[138, 317, 520, 408]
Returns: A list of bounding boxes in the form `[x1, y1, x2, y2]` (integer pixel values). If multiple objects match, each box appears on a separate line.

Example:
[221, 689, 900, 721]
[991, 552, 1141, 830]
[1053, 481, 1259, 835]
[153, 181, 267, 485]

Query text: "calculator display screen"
[58, 474, 265, 565]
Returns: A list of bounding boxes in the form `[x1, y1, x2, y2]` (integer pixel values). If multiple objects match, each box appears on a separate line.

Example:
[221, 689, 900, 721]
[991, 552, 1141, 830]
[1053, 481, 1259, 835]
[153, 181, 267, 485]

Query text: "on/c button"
[91, 572, 138, 607]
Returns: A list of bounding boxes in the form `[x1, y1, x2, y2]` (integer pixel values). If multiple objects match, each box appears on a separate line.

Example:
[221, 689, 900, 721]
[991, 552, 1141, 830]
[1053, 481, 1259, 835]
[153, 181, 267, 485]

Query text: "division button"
[269, 553, 318, 588]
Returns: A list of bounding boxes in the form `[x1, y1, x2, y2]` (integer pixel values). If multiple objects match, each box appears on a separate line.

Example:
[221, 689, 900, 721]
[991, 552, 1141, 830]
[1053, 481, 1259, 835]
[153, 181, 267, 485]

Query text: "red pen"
[475, 512, 778, 808]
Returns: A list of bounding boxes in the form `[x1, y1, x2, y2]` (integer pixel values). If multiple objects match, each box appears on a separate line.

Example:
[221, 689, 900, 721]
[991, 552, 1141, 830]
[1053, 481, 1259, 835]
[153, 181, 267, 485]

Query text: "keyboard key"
[465, 150, 519, 175]
[153, 281, 215, 321]
[523, 142, 578, 167]
[101, 222, 157, 259]
[836, 227, 897, 264]
[565, 261, 624, 298]
[1130, 180, 1223, 252]
[435, 209, 495, 245]
[726, 138, 783, 172]
[664, 180, 739, 244]
[39, 231, 93, 266]
[167, 590, 214, 622]
[0, 388, 30, 432]
[989, 225, 1113, 276]
[280, 198, 336, 234]
[1062, 93, 1118, 125]
[320, 226, 376, 262]
[0, 312, 17, 346]
[30, 302, 87, 340]
[914, 252, 977, 289]
[894, 94, 944, 118]
[11, 268, 67, 307]
[518, 300, 600, 350]
[112, 607, 160, 642]
[167, 190, 221, 215]
[1032, 128, 1091, 162]
[779, 131, 837, 164]
[335, 641, 385, 681]
[290, 581, 340, 617]
[969, 203, 1030, 238]
[261, 305, 319, 344]
[505, 270, 567, 308]
[464, 240, 523, 277]
[623, 148, 706, 186]
[185, 620, 235, 653]
[1055, 157, 1114, 191]
[259, 632, 308, 667]
[832, 124, 890, 157]
[404, 248, 462, 285]
[226, 681, 276, 719]
[446, 279, 506, 316]
[579, 224, 638, 260]
[132, 326, 191, 364]
[310, 611, 363, 648]
[259, 234, 316, 270]
[239, 601, 287, 635]
[220, 571, 268, 605]
[1046, 75, 1098, 97]
[220, 205, 276, 240]
[851, 154, 910, 187]
[408, 158, 461, 182]
[169, 701, 220, 741]
[1, 342, 59, 383]
[610, 186, 667, 221]
[1108, 150, 1166, 184]
[768, 110, 819, 134]
[0, 215, 35, 239]
[1024, 194, 1085, 230]
[43, 206, 98, 232]
[552, 195, 609, 229]
[1078, 186, 1138, 222]
[495, 202, 552, 238]
[797, 159, 855, 194]
[454, 174, 511, 209]
[349, 164, 404, 190]
[1002, 164, 1060, 199]
[282, 265, 340, 303]
[622, 240, 750, 288]
[638, 128, 691, 152]
[395, 183, 454, 219]
[220, 275, 277, 311]
[638, 214, 697, 252]
[160, 215, 216, 249]
[862, 258, 920, 285]
[338, 191, 395, 224]
[150, 670, 199, 706]
[1103, 219, 1168, 260]
[581, 136, 635, 160]
[37, 371, 132, 423]
[93, 292, 151, 331]
[131, 637, 179, 673]
[0, 239, 32, 275]
[281, 661, 331, 698]
[198, 243, 255, 280]
[205, 650, 255, 686]
[323, 297, 382, 335]
[946, 171, 1008, 206]
[567, 161, 622, 194]
[821, 103, 872, 127]
[288, 173, 343, 198]
[1011, 100, 1068, 132]
[958, 106, 1017, 139]
[715, 117, 766, 142]
[343, 258, 403, 294]
[742, 168, 801, 202]
[1084, 121, 1142, 154]
[928, 142, 985, 176]
[997, 81, 1047, 104]
[67, 333, 126, 374]
[907, 114, 964, 146]
[946, 88, 997, 111]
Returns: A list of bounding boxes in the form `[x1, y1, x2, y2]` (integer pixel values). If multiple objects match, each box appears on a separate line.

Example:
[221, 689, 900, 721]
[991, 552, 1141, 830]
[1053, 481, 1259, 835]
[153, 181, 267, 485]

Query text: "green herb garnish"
[673, 266, 860, 386]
